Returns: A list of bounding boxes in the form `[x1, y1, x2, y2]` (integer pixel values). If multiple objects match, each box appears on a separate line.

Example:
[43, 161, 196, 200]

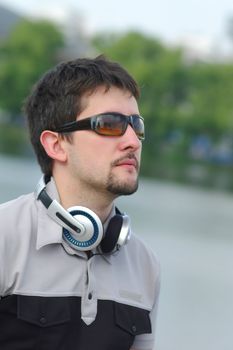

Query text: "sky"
[0, 0, 233, 56]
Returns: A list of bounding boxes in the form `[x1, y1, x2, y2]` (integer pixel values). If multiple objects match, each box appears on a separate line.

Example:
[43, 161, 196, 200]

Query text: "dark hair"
[24, 55, 140, 175]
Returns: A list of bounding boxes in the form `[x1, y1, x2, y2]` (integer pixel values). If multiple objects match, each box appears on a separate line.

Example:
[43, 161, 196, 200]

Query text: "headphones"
[35, 176, 131, 253]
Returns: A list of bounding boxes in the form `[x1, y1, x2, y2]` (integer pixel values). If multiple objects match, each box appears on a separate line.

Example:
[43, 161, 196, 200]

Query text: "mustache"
[111, 153, 139, 171]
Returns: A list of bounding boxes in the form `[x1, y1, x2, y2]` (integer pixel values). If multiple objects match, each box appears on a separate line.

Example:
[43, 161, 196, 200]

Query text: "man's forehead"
[77, 87, 138, 119]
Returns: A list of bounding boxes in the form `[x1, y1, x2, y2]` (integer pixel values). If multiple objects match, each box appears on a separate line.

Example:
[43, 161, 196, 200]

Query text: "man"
[0, 56, 160, 350]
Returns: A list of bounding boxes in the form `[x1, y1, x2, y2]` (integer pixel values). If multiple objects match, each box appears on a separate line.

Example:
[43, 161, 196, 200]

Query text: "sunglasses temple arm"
[54, 119, 92, 133]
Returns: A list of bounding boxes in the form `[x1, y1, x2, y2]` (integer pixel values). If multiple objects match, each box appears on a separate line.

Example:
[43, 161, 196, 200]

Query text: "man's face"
[63, 86, 142, 199]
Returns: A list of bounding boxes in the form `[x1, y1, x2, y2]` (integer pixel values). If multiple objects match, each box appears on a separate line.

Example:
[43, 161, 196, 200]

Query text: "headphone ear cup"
[101, 215, 123, 254]
[63, 206, 103, 251]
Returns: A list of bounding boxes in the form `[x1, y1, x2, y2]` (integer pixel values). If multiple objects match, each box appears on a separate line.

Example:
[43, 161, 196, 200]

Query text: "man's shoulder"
[130, 233, 159, 259]
[124, 234, 160, 279]
[0, 192, 36, 226]
[0, 191, 34, 207]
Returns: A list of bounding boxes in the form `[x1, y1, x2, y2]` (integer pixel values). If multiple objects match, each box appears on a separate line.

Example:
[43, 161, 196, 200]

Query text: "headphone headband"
[35, 176, 85, 236]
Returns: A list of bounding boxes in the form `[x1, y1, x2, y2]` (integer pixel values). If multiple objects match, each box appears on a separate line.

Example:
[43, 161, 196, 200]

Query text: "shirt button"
[88, 292, 93, 300]
[131, 324, 137, 333]
[39, 317, 47, 325]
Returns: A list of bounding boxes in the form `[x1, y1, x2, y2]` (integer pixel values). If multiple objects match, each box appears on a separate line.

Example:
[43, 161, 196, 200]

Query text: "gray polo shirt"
[0, 178, 160, 350]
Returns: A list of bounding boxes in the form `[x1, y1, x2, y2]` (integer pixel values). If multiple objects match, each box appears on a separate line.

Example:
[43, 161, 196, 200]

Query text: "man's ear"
[40, 130, 67, 162]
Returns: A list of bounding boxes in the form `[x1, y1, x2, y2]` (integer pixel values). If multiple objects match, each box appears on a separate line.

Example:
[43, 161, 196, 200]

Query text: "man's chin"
[106, 179, 139, 196]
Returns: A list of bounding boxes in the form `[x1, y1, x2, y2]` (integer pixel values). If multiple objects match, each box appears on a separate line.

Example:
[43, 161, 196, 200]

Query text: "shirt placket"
[81, 257, 97, 325]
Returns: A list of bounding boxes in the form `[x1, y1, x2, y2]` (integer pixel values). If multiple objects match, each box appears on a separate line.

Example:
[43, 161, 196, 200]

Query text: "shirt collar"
[36, 177, 64, 250]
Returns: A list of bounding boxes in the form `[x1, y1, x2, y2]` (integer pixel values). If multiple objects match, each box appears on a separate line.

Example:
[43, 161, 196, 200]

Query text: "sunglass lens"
[95, 115, 124, 136]
[132, 116, 145, 140]
[95, 114, 145, 140]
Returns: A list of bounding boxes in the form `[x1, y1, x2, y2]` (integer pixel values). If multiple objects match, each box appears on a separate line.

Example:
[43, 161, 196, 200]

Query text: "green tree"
[182, 62, 233, 137]
[0, 19, 64, 115]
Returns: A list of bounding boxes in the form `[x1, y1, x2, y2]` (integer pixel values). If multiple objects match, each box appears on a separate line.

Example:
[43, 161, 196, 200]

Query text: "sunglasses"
[54, 112, 145, 140]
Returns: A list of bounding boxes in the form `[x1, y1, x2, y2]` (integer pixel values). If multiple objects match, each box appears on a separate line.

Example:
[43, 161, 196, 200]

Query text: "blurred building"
[0, 5, 23, 40]
[174, 34, 233, 63]
[56, 10, 94, 60]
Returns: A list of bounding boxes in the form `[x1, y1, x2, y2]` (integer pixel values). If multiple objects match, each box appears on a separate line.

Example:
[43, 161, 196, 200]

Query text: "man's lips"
[116, 159, 137, 167]
[113, 156, 139, 171]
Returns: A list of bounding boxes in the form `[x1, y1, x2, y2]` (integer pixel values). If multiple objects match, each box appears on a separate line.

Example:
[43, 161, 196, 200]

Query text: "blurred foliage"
[185, 63, 233, 135]
[0, 123, 29, 155]
[0, 19, 64, 114]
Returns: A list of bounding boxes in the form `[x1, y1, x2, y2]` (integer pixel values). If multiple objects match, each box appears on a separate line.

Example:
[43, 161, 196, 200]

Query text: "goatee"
[106, 153, 139, 196]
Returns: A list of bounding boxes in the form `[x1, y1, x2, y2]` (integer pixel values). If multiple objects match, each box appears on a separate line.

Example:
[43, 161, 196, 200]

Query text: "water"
[1, 154, 233, 350]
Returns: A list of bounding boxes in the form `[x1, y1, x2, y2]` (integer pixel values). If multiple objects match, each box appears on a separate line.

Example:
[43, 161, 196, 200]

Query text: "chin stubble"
[106, 175, 139, 196]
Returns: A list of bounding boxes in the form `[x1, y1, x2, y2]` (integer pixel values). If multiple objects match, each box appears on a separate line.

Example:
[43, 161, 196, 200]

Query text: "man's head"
[24, 55, 140, 176]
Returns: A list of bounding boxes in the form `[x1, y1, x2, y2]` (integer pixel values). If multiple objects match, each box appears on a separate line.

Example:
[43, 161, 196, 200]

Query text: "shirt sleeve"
[131, 263, 161, 350]
[0, 230, 7, 296]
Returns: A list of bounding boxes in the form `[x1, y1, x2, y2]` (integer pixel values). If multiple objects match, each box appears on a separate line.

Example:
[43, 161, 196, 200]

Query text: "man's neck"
[52, 174, 116, 224]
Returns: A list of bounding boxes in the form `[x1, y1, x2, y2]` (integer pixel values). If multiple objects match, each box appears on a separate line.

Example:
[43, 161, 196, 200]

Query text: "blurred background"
[0, 0, 233, 349]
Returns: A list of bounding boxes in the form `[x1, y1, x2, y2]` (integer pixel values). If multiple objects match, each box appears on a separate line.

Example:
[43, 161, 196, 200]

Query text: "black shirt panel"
[0, 295, 151, 350]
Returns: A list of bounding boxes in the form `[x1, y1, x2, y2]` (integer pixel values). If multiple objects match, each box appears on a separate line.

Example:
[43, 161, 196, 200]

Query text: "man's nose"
[119, 124, 142, 150]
